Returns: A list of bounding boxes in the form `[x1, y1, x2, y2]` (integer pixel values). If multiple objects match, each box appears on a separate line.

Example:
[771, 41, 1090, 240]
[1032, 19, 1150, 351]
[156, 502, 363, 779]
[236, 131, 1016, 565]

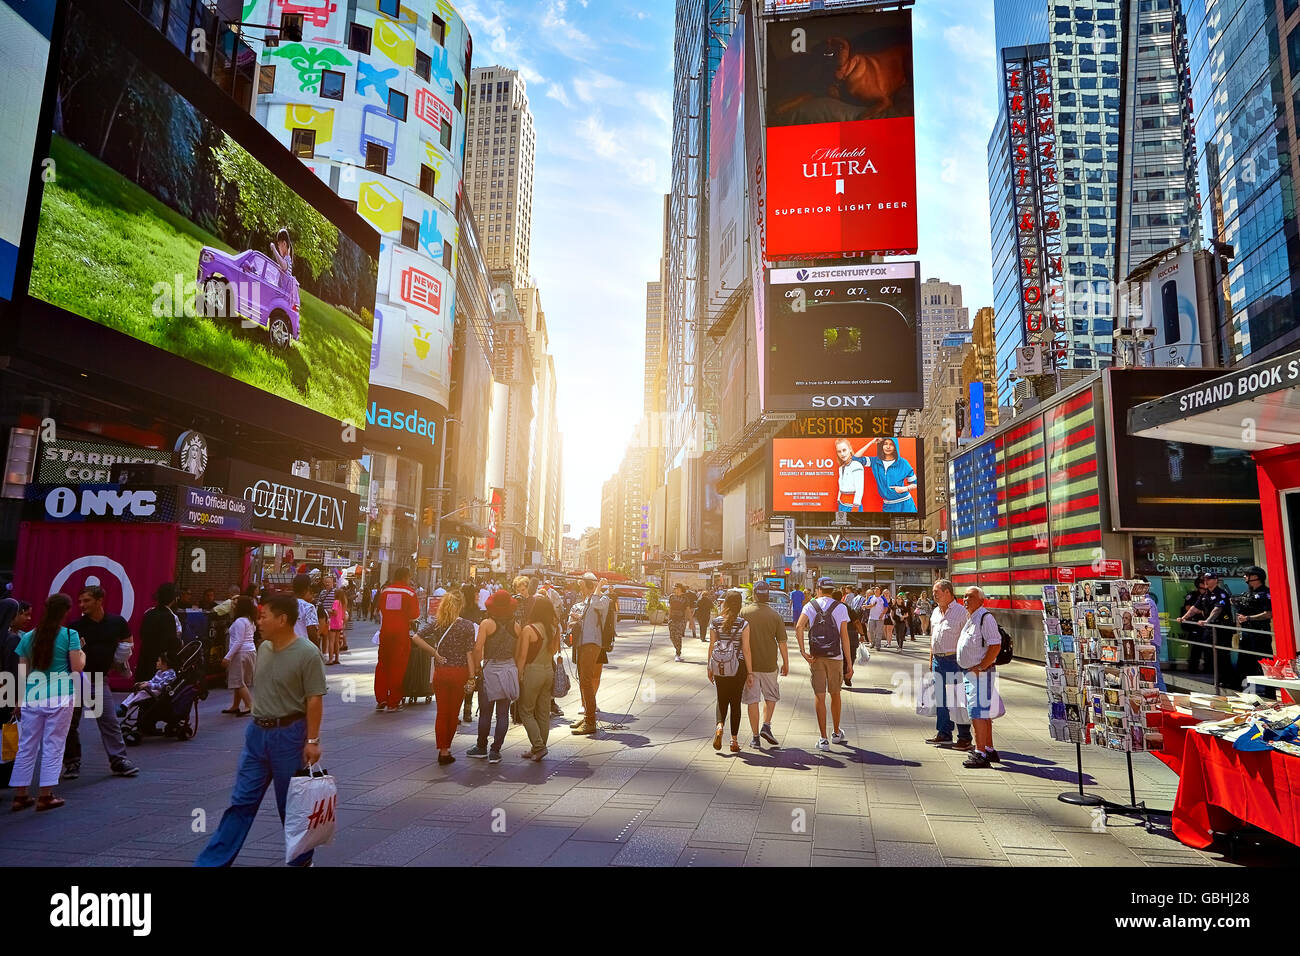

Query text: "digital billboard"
[1140, 251, 1202, 368]
[708, 14, 747, 303]
[27, 1, 379, 426]
[1104, 369, 1260, 533]
[764, 8, 917, 259]
[773, 436, 921, 513]
[0, 0, 55, 301]
[765, 262, 921, 411]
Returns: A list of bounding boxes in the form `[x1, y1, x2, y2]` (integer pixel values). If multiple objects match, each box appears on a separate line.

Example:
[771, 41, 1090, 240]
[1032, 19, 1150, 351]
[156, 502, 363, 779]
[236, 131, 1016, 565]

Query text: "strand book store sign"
[765, 263, 922, 411]
[764, 8, 917, 259]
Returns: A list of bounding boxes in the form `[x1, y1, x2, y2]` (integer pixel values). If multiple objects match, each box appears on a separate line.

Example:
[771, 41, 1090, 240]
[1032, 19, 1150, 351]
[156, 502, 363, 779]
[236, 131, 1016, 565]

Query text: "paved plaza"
[0, 621, 1251, 867]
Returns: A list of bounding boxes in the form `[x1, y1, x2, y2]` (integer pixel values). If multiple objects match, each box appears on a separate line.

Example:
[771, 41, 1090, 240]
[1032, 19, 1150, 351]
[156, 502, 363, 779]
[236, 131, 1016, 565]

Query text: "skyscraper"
[989, 0, 1124, 401]
[465, 66, 536, 288]
[920, 277, 970, 397]
[1187, 0, 1300, 365]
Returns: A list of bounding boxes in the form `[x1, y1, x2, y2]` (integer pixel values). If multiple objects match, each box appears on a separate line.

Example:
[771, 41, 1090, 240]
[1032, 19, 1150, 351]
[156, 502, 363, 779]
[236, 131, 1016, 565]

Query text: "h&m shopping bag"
[914, 671, 970, 726]
[284, 765, 337, 864]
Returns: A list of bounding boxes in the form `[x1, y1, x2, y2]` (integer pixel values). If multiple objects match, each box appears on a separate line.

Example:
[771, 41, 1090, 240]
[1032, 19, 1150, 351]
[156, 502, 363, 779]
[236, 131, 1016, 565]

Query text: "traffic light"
[422, 507, 433, 528]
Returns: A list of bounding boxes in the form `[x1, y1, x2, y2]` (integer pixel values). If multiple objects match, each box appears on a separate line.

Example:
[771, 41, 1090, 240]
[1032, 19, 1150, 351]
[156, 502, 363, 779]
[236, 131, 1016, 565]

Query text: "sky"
[456, 0, 999, 535]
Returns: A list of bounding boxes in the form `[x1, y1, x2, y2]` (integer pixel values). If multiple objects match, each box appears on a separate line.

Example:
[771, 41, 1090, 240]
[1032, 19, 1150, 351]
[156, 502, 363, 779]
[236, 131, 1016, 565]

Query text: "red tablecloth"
[1152, 711, 1199, 775]
[1171, 729, 1300, 849]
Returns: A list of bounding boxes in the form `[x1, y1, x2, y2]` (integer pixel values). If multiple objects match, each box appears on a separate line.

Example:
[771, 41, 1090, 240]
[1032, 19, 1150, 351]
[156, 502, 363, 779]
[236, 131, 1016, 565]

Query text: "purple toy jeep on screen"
[196, 247, 301, 350]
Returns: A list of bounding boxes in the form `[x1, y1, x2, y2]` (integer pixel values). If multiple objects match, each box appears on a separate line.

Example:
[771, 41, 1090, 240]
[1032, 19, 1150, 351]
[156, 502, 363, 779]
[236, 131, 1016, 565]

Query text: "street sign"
[699, 560, 723, 570]
[783, 517, 795, 557]
[850, 564, 875, 573]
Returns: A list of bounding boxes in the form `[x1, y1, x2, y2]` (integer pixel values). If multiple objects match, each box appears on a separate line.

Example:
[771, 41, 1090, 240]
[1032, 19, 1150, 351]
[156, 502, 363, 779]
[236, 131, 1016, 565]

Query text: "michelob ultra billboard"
[764, 8, 917, 259]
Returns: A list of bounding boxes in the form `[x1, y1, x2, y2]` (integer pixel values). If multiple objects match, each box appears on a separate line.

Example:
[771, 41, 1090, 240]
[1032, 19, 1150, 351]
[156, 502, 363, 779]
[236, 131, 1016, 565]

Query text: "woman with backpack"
[466, 591, 523, 764]
[707, 590, 754, 754]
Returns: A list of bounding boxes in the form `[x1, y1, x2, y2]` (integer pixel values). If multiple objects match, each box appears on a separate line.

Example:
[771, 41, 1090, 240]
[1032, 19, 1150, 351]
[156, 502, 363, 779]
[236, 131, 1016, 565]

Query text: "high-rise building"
[465, 66, 536, 288]
[664, 0, 736, 553]
[961, 306, 1002, 433]
[645, 279, 664, 416]
[1115, 0, 1197, 281]
[989, 1, 1124, 402]
[1187, 0, 1300, 365]
[920, 278, 970, 397]
[918, 332, 974, 536]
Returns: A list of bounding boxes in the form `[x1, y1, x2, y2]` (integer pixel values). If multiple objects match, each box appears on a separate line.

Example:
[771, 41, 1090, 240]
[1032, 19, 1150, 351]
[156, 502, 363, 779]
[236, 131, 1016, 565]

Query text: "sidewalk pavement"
[0, 621, 1251, 867]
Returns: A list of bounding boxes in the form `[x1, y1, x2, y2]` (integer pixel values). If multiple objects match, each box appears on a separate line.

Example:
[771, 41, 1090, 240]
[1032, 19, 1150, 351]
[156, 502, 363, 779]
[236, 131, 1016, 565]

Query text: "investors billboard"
[765, 262, 921, 411]
[764, 8, 917, 259]
[27, 0, 379, 426]
[773, 436, 921, 513]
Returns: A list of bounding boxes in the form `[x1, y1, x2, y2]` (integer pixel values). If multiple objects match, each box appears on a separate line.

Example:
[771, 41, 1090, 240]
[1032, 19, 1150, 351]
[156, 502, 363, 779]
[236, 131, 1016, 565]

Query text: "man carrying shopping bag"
[196, 593, 328, 867]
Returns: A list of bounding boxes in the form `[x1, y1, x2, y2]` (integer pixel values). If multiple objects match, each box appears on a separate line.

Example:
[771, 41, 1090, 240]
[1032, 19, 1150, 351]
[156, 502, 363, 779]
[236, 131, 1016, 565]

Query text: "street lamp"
[429, 416, 461, 591]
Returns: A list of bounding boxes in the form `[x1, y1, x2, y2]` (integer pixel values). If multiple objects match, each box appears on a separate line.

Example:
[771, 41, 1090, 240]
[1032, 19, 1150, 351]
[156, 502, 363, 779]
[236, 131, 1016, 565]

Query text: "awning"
[1128, 347, 1300, 450]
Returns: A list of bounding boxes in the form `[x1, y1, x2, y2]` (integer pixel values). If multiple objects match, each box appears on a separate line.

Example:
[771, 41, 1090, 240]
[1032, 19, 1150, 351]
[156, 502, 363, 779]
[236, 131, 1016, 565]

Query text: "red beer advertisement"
[772, 437, 922, 514]
[764, 9, 917, 259]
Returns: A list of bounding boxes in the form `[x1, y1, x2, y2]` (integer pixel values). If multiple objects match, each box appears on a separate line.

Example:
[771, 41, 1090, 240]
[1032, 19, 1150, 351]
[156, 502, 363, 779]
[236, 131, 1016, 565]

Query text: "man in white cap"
[794, 577, 852, 751]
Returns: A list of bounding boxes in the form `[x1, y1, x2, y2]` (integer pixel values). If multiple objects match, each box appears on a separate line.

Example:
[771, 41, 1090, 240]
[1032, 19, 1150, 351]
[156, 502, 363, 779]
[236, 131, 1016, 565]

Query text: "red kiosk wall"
[1253, 445, 1300, 662]
[13, 521, 181, 689]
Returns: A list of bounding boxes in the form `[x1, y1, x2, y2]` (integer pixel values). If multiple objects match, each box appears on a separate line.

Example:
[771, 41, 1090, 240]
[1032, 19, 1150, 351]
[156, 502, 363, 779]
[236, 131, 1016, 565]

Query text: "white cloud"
[546, 82, 573, 108]
[541, 0, 592, 49]
[943, 23, 995, 63]
[634, 89, 670, 128]
[458, 0, 546, 83]
[572, 70, 622, 103]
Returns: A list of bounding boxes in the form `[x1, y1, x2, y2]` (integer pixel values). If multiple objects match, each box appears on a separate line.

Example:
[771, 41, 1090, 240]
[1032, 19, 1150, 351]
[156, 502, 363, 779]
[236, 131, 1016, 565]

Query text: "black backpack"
[977, 609, 1014, 666]
[808, 599, 843, 658]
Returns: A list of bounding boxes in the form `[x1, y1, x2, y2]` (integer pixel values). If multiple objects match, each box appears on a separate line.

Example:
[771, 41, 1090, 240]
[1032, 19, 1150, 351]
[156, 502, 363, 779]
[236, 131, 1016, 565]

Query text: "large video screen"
[0, 0, 55, 300]
[773, 436, 922, 513]
[765, 262, 921, 410]
[1105, 369, 1260, 532]
[764, 8, 917, 259]
[28, 2, 378, 425]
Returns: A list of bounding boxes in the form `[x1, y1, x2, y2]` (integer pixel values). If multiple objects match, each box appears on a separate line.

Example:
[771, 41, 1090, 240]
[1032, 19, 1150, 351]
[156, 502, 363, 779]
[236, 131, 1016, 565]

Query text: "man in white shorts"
[740, 582, 789, 749]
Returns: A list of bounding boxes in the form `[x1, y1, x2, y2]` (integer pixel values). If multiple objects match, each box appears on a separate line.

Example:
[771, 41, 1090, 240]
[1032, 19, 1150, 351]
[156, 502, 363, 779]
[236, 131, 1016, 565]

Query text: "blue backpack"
[808, 599, 843, 658]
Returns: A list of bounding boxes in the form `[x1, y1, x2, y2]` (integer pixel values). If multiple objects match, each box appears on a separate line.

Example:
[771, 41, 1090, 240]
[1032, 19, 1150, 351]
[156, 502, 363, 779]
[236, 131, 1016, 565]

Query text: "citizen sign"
[44, 487, 157, 519]
[243, 480, 348, 534]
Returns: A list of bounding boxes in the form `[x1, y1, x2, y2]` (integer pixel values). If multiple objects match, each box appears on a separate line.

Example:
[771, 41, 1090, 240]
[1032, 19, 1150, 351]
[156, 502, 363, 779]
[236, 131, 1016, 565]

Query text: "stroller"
[121, 640, 209, 744]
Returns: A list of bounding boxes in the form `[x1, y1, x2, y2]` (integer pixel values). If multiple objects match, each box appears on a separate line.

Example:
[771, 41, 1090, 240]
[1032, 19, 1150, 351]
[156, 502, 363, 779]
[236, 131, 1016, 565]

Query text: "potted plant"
[646, 585, 667, 625]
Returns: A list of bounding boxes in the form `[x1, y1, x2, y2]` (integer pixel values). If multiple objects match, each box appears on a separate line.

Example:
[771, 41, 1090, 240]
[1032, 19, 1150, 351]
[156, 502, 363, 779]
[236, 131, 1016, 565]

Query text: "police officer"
[1176, 574, 1208, 672]
[1197, 571, 1233, 688]
[1234, 566, 1273, 688]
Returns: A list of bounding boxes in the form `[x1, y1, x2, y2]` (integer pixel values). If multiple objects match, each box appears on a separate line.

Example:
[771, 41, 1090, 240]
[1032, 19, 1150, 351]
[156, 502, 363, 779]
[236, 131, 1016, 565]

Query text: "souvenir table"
[1169, 728, 1300, 850]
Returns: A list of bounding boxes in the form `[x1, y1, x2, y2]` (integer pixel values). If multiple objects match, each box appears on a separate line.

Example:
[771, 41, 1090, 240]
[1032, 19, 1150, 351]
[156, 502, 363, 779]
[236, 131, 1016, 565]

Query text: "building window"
[320, 69, 345, 100]
[290, 128, 316, 158]
[401, 217, 420, 250]
[454, 82, 463, 112]
[419, 163, 436, 197]
[279, 12, 303, 42]
[430, 13, 446, 46]
[258, 64, 276, 94]
[388, 89, 408, 120]
[378, 0, 400, 18]
[415, 49, 431, 81]
[365, 142, 388, 174]
[440, 118, 452, 149]
[443, 241, 453, 270]
[349, 23, 372, 54]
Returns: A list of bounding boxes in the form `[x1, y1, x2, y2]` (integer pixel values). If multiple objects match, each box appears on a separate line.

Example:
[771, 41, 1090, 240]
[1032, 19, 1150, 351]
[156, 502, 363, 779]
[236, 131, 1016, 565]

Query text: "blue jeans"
[477, 698, 510, 752]
[195, 719, 313, 867]
[932, 655, 971, 741]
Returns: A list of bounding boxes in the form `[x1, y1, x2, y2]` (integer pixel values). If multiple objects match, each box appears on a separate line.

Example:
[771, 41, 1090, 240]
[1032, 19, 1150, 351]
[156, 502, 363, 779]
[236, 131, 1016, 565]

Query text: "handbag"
[2, 717, 17, 763]
[914, 671, 970, 725]
[856, 642, 871, 666]
[552, 654, 571, 698]
[284, 764, 337, 864]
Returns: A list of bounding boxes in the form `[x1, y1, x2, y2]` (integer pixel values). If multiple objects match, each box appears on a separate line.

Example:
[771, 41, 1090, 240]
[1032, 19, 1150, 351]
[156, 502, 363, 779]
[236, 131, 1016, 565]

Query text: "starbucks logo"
[174, 430, 209, 481]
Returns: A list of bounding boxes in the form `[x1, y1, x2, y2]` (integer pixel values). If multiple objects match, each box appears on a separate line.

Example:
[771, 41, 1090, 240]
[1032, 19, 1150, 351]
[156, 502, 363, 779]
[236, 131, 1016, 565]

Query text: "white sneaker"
[816, 738, 831, 752]
[675, 654, 684, 662]
[831, 730, 848, 745]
